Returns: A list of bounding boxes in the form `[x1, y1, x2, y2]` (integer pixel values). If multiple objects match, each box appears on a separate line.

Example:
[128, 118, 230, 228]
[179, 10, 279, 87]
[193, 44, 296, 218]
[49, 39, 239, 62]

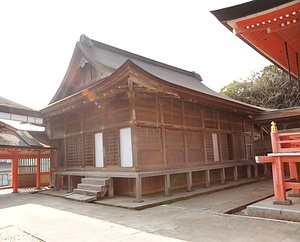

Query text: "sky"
[0, 0, 271, 112]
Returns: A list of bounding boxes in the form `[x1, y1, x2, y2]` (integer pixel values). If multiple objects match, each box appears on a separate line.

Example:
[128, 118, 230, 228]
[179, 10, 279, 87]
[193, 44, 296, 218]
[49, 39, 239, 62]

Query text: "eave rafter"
[232, 3, 300, 35]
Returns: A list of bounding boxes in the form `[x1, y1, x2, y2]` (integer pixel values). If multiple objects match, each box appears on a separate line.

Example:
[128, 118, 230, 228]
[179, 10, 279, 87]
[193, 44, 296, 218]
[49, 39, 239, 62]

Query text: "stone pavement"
[1, 178, 300, 241]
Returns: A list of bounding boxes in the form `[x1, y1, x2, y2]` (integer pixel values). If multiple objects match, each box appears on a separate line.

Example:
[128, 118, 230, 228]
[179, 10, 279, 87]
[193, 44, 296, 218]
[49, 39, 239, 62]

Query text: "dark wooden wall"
[48, 87, 255, 171]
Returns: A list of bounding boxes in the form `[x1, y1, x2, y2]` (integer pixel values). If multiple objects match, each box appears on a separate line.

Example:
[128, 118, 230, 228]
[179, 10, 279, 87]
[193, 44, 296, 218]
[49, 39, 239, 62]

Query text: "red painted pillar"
[270, 121, 278, 153]
[12, 149, 19, 193]
[36, 150, 41, 189]
[272, 157, 287, 201]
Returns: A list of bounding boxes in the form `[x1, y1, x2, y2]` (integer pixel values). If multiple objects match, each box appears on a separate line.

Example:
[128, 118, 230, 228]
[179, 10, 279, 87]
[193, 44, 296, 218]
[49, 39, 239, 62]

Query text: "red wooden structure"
[212, 0, 300, 206]
[0, 97, 55, 192]
[211, 0, 300, 82]
[256, 121, 300, 205]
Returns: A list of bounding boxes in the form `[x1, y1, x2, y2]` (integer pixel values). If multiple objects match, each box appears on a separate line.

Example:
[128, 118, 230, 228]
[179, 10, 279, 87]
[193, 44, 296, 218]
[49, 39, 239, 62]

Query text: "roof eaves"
[211, 0, 295, 22]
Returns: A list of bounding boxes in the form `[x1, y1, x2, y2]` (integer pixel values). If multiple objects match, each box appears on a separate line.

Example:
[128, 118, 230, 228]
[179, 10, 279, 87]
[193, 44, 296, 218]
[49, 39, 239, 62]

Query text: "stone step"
[81, 177, 109, 186]
[73, 187, 108, 199]
[73, 188, 100, 198]
[64, 193, 97, 203]
[77, 183, 106, 192]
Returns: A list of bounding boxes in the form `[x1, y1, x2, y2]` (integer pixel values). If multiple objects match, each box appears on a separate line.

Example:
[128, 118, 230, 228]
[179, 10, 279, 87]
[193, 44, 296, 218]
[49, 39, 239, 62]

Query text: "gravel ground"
[0, 225, 43, 241]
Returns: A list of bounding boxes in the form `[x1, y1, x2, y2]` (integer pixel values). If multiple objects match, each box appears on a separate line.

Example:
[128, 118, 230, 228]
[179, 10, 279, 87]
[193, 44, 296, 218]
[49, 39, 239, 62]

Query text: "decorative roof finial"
[271, 121, 277, 132]
[80, 34, 93, 48]
[192, 71, 202, 82]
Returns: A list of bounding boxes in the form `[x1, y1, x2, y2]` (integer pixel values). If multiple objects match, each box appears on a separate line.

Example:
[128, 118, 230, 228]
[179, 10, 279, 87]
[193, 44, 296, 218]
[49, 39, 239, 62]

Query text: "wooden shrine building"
[0, 96, 55, 192]
[41, 34, 269, 202]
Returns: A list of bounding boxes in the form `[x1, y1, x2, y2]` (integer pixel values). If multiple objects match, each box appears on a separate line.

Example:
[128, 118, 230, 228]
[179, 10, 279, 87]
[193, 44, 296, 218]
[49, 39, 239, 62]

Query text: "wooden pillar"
[36, 150, 41, 189]
[254, 163, 259, 177]
[263, 163, 269, 175]
[128, 77, 138, 169]
[164, 174, 172, 196]
[272, 157, 292, 205]
[234, 166, 238, 181]
[135, 176, 143, 202]
[270, 121, 291, 205]
[186, 171, 192, 192]
[247, 165, 251, 178]
[12, 149, 19, 193]
[108, 177, 114, 197]
[67, 175, 71, 192]
[54, 173, 58, 191]
[205, 170, 210, 187]
[220, 168, 226, 184]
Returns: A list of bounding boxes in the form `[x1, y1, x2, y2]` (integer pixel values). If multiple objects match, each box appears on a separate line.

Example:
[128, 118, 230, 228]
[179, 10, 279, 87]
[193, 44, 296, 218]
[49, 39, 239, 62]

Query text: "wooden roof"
[253, 106, 300, 123]
[0, 96, 40, 117]
[44, 35, 265, 116]
[211, 0, 300, 80]
[0, 96, 43, 125]
[0, 121, 55, 149]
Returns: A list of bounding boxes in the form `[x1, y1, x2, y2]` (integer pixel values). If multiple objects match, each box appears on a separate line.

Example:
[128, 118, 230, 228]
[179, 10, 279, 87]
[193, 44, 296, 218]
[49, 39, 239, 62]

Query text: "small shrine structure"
[0, 96, 55, 192]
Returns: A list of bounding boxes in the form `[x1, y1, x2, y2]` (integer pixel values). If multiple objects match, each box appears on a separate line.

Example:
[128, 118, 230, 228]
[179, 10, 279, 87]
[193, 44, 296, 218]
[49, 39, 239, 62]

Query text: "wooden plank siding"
[47, 81, 259, 196]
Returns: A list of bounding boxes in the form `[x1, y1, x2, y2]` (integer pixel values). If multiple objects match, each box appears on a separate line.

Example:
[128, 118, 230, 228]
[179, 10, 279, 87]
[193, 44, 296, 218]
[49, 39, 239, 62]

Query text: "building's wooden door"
[95, 132, 104, 167]
[120, 127, 133, 167]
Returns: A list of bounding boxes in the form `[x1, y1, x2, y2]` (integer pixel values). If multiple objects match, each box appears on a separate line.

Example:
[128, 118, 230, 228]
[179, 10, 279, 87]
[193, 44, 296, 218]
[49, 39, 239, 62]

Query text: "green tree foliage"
[220, 65, 300, 109]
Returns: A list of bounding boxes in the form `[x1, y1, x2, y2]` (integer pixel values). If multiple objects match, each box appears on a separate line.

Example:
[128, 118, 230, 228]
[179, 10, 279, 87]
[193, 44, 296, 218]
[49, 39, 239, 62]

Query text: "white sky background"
[0, 0, 271, 111]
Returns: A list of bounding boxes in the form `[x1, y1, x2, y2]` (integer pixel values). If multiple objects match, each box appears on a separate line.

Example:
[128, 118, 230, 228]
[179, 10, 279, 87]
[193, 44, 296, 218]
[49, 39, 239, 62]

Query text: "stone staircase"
[64, 177, 109, 203]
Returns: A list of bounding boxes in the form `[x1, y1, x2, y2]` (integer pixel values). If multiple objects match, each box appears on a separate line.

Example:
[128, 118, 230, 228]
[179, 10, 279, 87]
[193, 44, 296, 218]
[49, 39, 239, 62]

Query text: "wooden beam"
[285, 41, 292, 82]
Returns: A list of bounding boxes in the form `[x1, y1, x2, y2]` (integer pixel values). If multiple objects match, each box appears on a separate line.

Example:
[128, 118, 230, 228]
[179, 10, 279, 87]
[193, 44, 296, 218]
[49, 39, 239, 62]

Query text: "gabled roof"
[47, 35, 266, 114]
[211, 0, 300, 80]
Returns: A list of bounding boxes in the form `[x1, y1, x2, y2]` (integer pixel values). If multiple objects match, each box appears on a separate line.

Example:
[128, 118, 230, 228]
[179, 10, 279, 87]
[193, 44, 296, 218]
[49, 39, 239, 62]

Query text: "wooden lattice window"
[162, 98, 183, 125]
[186, 131, 204, 163]
[18, 159, 36, 174]
[205, 133, 214, 162]
[66, 135, 82, 166]
[220, 133, 234, 161]
[204, 107, 217, 129]
[84, 133, 94, 167]
[137, 127, 163, 166]
[104, 129, 120, 167]
[234, 135, 246, 160]
[165, 129, 185, 165]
